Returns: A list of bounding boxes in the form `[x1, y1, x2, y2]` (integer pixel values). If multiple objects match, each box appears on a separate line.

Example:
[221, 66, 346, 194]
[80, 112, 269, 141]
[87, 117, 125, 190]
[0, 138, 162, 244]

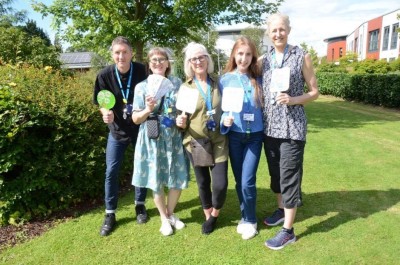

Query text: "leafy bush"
[317, 63, 348, 73]
[354, 59, 390, 74]
[0, 65, 109, 226]
[316, 72, 400, 108]
[389, 58, 400, 72]
[315, 72, 352, 98]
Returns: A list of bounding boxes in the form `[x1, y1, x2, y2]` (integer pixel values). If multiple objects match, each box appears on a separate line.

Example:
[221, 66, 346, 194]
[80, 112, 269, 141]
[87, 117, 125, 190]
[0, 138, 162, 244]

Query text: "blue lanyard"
[163, 97, 170, 115]
[114, 62, 133, 103]
[194, 76, 212, 111]
[235, 72, 252, 112]
[271, 45, 289, 69]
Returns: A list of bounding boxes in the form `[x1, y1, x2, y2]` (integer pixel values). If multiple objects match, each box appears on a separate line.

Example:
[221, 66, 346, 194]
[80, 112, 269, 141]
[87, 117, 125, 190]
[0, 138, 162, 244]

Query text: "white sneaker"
[169, 214, 185, 230]
[237, 220, 246, 234]
[241, 223, 258, 240]
[160, 219, 173, 236]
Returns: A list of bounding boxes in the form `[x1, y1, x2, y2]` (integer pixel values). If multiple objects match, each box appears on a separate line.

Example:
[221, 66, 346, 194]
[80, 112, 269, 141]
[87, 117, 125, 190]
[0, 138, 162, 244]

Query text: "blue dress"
[132, 76, 189, 193]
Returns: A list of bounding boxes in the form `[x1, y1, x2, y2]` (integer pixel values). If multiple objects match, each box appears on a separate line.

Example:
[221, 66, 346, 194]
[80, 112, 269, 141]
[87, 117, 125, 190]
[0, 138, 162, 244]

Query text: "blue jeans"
[105, 133, 147, 213]
[228, 131, 263, 223]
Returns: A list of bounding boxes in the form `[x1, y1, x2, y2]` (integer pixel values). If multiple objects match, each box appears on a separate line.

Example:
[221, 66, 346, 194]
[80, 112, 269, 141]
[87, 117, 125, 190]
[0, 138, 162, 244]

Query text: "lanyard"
[271, 45, 289, 69]
[115, 62, 133, 104]
[194, 76, 212, 111]
[235, 72, 252, 112]
[162, 97, 170, 115]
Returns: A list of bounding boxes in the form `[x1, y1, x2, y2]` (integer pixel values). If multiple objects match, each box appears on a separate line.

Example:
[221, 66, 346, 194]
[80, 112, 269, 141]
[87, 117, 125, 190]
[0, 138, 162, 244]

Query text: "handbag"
[146, 114, 160, 139]
[146, 96, 164, 139]
[190, 138, 214, 167]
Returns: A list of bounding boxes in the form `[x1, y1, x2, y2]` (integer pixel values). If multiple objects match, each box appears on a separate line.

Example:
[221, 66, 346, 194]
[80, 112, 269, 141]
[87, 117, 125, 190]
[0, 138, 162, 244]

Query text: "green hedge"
[0, 65, 116, 226]
[316, 72, 400, 108]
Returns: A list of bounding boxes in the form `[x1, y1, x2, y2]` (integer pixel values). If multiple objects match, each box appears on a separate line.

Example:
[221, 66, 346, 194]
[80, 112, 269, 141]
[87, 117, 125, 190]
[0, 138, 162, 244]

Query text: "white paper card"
[176, 85, 199, 114]
[270, 67, 290, 92]
[221, 87, 244, 113]
[147, 74, 174, 100]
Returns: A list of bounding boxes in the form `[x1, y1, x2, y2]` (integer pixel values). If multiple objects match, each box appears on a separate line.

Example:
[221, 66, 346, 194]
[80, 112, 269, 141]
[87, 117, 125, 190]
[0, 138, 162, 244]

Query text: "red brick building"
[323, 36, 347, 62]
[324, 8, 399, 62]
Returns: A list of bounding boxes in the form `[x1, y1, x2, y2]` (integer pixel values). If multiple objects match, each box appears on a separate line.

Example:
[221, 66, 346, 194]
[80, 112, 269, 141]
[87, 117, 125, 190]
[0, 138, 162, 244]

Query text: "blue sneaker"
[263, 209, 284, 226]
[265, 228, 296, 250]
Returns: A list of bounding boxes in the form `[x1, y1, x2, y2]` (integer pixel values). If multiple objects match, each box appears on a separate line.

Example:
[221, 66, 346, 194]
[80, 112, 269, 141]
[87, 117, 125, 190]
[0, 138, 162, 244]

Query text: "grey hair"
[110, 36, 133, 52]
[266, 13, 291, 33]
[183, 42, 214, 78]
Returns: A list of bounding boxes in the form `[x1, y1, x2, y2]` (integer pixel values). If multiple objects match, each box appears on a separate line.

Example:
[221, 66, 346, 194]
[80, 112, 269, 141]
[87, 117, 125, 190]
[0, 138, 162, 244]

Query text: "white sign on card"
[270, 67, 290, 92]
[176, 85, 199, 114]
[221, 87, 244, 113]
[147, 74, 174, 100]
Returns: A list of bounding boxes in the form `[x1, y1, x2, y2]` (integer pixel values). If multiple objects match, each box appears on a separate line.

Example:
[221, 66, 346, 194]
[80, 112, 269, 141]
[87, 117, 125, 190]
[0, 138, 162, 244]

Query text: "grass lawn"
[1, 95, 399, 265]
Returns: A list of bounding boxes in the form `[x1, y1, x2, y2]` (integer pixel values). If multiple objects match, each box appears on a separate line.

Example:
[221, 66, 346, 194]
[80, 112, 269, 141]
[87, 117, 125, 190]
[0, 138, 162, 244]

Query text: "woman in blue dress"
[132, 47, 189, 236]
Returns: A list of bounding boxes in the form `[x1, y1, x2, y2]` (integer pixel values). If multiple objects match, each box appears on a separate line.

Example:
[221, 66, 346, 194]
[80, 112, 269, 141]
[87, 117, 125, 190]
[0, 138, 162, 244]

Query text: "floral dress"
[132, 76, 189, 193]
[261, 45, 308, 141]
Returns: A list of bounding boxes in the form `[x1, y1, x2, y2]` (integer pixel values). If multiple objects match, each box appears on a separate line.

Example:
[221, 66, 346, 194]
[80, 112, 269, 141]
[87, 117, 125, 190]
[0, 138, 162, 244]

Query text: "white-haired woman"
[176, 42, 228, 235]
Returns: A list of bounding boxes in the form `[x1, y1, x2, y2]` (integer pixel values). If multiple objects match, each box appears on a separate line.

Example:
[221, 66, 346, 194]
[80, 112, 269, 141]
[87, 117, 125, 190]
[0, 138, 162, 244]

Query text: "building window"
[331, 48, 334, 61]
[390, 23, 399, 49]
[382, 26, 390, 50]
[354, 37, 358, 53]
[339, 47, 343, 57]
[368, 29, 379, 52]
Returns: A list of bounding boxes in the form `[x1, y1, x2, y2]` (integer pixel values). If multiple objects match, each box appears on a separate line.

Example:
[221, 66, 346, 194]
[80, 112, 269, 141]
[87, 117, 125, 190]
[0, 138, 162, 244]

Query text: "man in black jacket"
[93, 36, 148, 236]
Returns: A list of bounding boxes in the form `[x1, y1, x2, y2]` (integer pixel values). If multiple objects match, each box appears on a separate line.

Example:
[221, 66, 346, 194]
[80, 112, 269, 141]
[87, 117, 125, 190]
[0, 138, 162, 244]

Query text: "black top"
[93, 62, 147, 141]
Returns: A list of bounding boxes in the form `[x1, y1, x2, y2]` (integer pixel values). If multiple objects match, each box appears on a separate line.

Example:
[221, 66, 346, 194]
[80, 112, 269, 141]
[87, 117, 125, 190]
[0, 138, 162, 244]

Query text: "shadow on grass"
[113, 187, 400, 237]
[113, 188, 245, 232]
[294, 189, 400, 239]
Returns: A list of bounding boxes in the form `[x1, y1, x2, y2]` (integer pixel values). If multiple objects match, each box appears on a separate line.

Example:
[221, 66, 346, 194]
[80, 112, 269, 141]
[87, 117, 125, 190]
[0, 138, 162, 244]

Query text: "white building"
[345, 8, 399, 62]
[215, 23, 272, 57]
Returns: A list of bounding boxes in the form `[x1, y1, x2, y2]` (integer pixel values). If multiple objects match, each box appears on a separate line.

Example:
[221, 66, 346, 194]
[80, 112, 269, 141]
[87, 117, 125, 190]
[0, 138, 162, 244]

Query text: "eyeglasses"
[150, 57, 167, 64]
[189, 55, 207, 63]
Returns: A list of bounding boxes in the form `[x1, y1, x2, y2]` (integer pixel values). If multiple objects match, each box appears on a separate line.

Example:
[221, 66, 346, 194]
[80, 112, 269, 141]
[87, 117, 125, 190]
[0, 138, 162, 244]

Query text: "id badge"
[206, 109, 216, 116]
[206, 119, 216, 131]
[243, 113, 254, 122]
[162, 116, 174, 128]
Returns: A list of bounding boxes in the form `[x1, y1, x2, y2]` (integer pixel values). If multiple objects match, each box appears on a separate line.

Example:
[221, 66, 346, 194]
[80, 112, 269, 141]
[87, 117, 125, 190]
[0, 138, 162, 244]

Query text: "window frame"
[390, 23, 399, 50]
[382, 26, 390, 51]
[368, 29, 379, 52]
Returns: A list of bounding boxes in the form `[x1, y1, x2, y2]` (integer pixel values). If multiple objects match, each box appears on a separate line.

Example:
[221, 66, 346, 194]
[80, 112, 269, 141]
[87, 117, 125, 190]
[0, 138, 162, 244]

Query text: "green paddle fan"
[97, 90, 116, 110]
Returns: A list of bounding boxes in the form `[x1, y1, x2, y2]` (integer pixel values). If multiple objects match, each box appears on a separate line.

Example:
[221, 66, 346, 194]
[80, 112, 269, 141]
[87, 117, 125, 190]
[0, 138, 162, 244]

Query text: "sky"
[12, 0, 400, 56]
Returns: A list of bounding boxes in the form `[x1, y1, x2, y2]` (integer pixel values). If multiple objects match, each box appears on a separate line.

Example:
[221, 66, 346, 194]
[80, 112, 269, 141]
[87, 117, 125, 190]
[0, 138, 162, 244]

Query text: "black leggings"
[186, 151, 228, 210]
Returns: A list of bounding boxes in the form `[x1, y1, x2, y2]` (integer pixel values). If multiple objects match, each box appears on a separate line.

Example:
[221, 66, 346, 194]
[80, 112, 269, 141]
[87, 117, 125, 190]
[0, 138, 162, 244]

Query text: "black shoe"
[135, 204, 148, 224]
[100, 213, 116, 236]
[202, 216, 218, 235]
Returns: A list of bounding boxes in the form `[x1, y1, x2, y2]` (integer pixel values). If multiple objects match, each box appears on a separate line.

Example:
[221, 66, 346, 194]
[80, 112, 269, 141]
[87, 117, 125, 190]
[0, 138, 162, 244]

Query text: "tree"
[338, 52, 358, 67]
[33, 0, 284, 62]
[396, 13, 400, 45]
[300, 42, 319, 68]
[0, 26, 61, 68]
[19, 19, 51, 46]
[54, 33, 63, 53]
[240, 26, 265, 55]
[0, 0, 26, 25]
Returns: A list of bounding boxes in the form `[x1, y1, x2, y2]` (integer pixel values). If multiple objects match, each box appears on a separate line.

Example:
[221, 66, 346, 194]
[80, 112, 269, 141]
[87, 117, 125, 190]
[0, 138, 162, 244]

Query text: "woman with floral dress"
[132, 47, 189, 236]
